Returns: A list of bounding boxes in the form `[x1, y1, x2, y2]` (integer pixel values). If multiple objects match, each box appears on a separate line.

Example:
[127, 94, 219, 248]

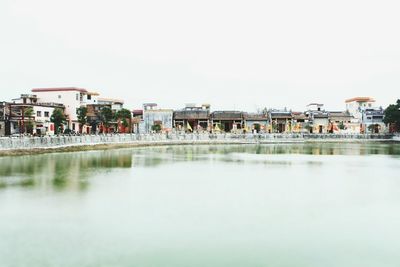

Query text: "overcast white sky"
[0, 0, 399, 111]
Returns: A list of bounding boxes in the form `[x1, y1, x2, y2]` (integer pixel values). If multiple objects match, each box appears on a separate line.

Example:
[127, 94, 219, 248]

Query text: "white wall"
[34, 91, 85, 128]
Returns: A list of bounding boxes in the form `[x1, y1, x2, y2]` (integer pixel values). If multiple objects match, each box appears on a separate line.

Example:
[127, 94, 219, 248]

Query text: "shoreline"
[0, 137, 398, 157]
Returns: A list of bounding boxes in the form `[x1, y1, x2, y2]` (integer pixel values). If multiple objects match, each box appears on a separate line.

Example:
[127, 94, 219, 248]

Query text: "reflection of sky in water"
[0, 143, 400, 266]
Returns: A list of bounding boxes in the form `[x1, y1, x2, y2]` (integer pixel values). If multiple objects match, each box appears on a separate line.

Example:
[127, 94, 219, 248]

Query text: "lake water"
[1, 143, 400, 267]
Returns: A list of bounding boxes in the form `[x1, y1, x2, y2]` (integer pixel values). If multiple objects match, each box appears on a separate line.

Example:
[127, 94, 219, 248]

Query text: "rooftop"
[32, 87, 89, 93]
[98, 97, 124, 104]
[345, 97, 375, 103]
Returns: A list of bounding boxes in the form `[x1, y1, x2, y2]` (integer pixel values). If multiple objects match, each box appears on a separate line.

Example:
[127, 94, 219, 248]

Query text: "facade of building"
[210, 111, 244, 133]
[305, 104, 329, 133]
[89, 97, 125, 133]
[173, 104, 210, 132]
[327, 111, 359, 133]
[0, 102, 8, 136]
[5, 94, 65, 135]
[291, 112, 309, 133]
[268, 110, 292, 133]
[31, 87, 89, 131]
[132, 110, 143, 133]
[345, 97, 376, 122]
[97, 98, 124, 112]
[361, 108, 385, 133]
[142, 103, 173, 133]
[244, 113, 269, 133]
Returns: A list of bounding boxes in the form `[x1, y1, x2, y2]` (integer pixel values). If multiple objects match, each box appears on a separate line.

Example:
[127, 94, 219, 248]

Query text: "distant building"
[143, 103, 173, 133]
[345, 97, 376, 122]
[173, 104, 210, 132]
[7, 94, 64, 135]
[244, 113, 269, 133]
[132, 110, 143, 133]
[86, 97, 125, 134]
[291, 112, 309, 133]
[0, 101, 9, 136]
[210, 111, 244, 133]
[97, 98, 124, 112]
[305, 104, 329, 133]
[31, 87, 90, 131]
[361, 107, 385, 133]
[328, 111, 359, 133]
[268, 110, 292, 133]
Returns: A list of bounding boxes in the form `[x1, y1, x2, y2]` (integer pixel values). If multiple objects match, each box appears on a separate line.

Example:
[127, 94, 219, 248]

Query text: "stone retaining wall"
[0, 133, 396, 151]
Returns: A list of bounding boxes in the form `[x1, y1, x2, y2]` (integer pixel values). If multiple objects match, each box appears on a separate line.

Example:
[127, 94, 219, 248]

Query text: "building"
[86, 98, 125, 134]
[31, 87, 90, 131]
[305, 104, 329, 133]
[0, 102, 9, 136]
[361, 107, 385, 133]
[291, 112, 309, 133]
[173, 104, 210, 132]
[142, 103, 173, 133]
[345, 97, 376, 122]
[97, 98, 124, 112]
[210, 111, 244, 133]
[244, 113, 269, 133]
[328, 111, 358, 133]
[6, 94, 64, 135]
[132, 110, 143, 133]
[268, 110, 292, 133]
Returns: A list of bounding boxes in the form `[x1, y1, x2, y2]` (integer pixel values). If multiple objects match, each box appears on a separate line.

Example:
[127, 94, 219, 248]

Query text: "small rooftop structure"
[143, 103, 158, 110]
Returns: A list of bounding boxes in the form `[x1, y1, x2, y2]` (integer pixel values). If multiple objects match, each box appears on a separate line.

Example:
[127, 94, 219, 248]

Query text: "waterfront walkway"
[0, 133, 397, 152]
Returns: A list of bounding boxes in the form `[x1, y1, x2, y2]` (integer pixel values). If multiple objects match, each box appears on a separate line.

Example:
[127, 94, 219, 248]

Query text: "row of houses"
[0, 87, 386, 136]
[138, 100, 385, 134]
[0, 88, 125, 136]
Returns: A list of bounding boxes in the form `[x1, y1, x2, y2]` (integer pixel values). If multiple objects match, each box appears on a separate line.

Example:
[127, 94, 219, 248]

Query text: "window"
[87, 95, 92, 100]
[76, 94, 79, 101]
[44, 111, 49, 117]
[58, 95, 61, 99]
[72, 123, 76, 130]
[37, 111, 42, 117]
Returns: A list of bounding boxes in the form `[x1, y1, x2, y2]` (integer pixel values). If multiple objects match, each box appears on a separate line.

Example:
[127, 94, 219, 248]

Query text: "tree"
[115, 108, 132, 133]
[383, 100, 400, 132]
[77, 106, 88, 134]
[151, 124, 162, 133]
[24, 107, 34, 134]
[51, 108, 67, 134]
[100, 106, 113, 133]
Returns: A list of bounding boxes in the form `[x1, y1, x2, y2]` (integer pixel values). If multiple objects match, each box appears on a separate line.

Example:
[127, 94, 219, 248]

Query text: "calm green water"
[1, 143, 400, 267]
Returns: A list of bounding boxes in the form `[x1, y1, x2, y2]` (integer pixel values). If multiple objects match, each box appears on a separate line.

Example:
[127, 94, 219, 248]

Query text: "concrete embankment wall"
[0, 133, 396, 151]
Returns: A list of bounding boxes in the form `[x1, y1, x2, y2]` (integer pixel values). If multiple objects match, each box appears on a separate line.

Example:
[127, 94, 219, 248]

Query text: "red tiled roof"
[32, 87, 88, 93]
[345, 97, 375, 103]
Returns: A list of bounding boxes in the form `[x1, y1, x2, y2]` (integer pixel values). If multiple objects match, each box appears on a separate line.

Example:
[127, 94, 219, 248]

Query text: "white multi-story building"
[31, 87, 99, 131]
[345, 97, 376, 122]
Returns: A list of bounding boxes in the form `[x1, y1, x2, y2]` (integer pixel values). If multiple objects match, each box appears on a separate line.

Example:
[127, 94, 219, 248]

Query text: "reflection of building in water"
[0, 151, 132, 190]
